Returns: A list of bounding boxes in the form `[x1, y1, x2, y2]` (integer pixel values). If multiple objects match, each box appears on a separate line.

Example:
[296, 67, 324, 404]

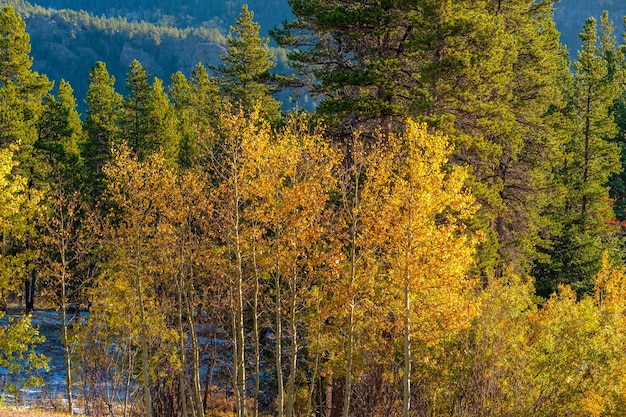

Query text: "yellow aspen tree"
[452, 272, 538, 417]
[594, 252, 626, 317]
[37, 183, 89, 416]
[439, 263, 626, 417]
[590, 255, 626, 414]
[0, 145, 40, 312]
[233, 110, 274, 417]
[78, 152, 203, 415]
[168, 168, 213, 417]
[0, 145, 47, 402]
[208, 107, 254, 417]
[222, 110, 337, 417]
[328, 133, 392, 417]
[100, 147, 181, 417]
[528, 286, 619, 417]
[362, 121, 479, 417]
[251, 118, 336, 417]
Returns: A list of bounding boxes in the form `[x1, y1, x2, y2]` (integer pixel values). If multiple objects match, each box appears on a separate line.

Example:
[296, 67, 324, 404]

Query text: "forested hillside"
[4, 1, 626, 417]
[0, 0, 293, 111]
[554, 0, 626, 54]
[20, 0, 292, 31]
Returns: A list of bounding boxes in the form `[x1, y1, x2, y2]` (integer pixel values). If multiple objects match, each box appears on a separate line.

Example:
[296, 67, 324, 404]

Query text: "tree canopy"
[3, 3, 626, 417]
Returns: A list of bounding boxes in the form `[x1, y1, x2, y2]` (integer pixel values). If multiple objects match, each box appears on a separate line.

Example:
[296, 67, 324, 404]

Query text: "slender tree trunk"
[24, 269, 36, 313]
[403, 192, 413, 417]
[61, 279, 74, 415]
[234, 200, 246, 417]
[123, 345, 133, 417]
[203, 330, 219, 416]
[286, 273, 298, 417]
[252, 247, 261, 417]
[137, 280, 152, 417]
[308, 307, 321, 416]
[340, 157, 365, 417]
[230, 278, 241, 416]
[325, 374, 333, 417]
[135, 228, 153, 417]
[188, 312, 203, 417]
[275, 263, 284, 417]
[178, 271, 189, 417]
[403, 281, 411, 417]
[57, 205, 74, 416]
[343, 217, 358, 417]
[186, 277, 204, 417]
[226, 148, 247, 417]
[0, 289, 6, 314]
[343, 302, 354, 417]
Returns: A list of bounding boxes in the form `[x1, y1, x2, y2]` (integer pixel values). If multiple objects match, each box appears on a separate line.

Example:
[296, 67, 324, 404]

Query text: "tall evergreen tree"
[0, 6, 51, 155]
[220, 5, 280, 121]
[83, 61, 123, 200]
[534, 12, 624, 296]
[169, 64, 221, 168]
[36, 80, 85, 188]
[277, 0, 571, 276]
[273, 0, 416, 135]
[0, 6, 51, 313]
[120, 59, 179, 165]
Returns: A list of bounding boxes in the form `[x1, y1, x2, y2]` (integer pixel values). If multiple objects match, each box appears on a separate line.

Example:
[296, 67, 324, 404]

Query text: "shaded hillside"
[26, 14, 227, 99]
[554, 1, 626, 55]
[0, 0, 292, 113]
[23, 0, 292, 36]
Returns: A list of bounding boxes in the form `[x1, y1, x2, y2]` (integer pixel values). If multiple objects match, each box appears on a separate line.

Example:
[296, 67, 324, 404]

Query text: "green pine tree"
[0, 6, 52, 166]
[120, 60, 179, 165]
[35, 80, 85, 188]
[0, 6, 50, 312]
[534, 12, 624, 296]
[83, 61, 123, 200]
[273, 0, 415, 136]
[220, 5, 280, 121]
[170, 64, 221, 168]
[278, 0, 572, 277]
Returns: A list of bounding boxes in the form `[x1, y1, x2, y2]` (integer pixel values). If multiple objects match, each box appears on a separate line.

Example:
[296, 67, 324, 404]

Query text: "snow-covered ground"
[0, 308, 84, 411]
[1, 308, 239, 414]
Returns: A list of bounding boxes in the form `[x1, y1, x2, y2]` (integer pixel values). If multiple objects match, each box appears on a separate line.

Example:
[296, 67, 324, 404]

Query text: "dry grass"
[0, 410, 70, 417]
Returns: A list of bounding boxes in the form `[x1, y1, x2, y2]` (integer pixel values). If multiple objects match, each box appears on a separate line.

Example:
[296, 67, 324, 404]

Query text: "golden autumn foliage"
[439, 267, 626, 417]
[365, 120, 479, 340]
[206, 107, 339, 417]
[0, 146, 41, 307]
[17, 111, 626, 417]
[6, 3, 626, 415]
[365, 121, 479, 416]
[309, 121, 481, 416]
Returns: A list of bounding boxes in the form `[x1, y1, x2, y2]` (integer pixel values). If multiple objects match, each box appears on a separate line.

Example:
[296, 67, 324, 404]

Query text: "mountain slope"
[553, 1, 626, 55]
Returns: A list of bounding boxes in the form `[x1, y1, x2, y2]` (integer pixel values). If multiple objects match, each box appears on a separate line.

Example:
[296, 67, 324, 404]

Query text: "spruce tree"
[0, 6, 51, 165]
[220, 5, 280, 121]
[120, 60, 179, 165]
[170, 64, 221, 168]
[83, 61, 123, 200]
[36, 80, 85, 188]
[0, 6, 50, 313]
[534, 12, 624, 296]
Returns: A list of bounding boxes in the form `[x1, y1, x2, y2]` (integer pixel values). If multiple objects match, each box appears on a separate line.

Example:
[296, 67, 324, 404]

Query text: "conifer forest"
[4, 1, 626, 416]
